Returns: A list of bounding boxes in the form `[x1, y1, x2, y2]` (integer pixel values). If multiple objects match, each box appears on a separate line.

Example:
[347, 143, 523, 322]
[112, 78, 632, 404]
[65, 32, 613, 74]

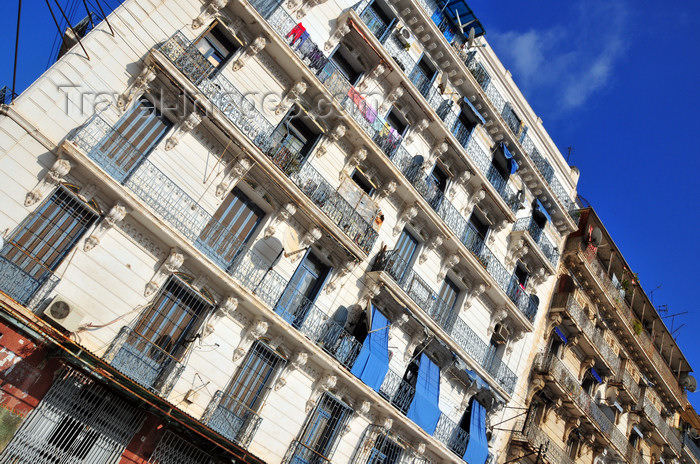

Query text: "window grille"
[107, 275, 213, 393]
[0, 367, 143, 463]
[203, 341, 285, 447]
[285, 392, 353, 464]
[351, 425, 405, 464]
[0, 186, 97, 305]
[147, 430, 213, 464]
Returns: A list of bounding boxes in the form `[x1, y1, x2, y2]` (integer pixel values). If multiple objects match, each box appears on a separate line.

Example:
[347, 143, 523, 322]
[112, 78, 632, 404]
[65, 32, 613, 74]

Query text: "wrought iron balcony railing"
[0, 242, 60, 308]
[552, 293, 620, 373]
[614, 368, 641, 403]
[512, 420, 574, 464]
[359, 5, 390, 39]
[379, 369, 416, 414]
[371, 249, 518, 394]
[512, 217, 559, 267]
[285, 440, 332, 464]
[229, 247, 288, 308]
[202, 390, 263, 448]
[104, 326, 184, 397]
[685, 433, 700, 463]
[636, 395, 683, 456]
[433, 413, 469, 457]
[342, 91, 403, 157]
[156, 31, 378, 254]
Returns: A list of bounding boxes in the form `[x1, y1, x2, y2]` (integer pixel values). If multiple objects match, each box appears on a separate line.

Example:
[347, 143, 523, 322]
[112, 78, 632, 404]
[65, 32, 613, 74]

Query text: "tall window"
[0, 186, 97, 304]
[409, 55, 436, 94]
[196, 23, 239, 68]
[97, 98, 172, 182]
[329, 44, 364, 85]
[288, 393, 353, 463]
[206, 341, 285, 445]
[433, 277, 459, 327]
[109, 276, 213, 391]
[465, 212, 489, 258]
[424, 163, 449, 210]
[367, 432, 402, 464]
[387, 228, 419, 284]
[268, 107, 322, 172]
[277, 251, 330, 328]
[197, 187, 263, 268]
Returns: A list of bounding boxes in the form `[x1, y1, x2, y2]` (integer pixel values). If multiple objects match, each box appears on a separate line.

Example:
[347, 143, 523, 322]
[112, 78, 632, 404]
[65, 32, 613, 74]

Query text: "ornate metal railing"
[512, 420, 574, 464]
[229, 248, 288, 308]
[581, 245, 686, 404]
[433, 413, 469, 457]
[636, 395, 683, 456]
[293, 162, 378, 253]
[202, 391, 262, 448]
[285, 440, 332, 464]
[512, 217, 559, 266]
[342, 92, 403, 157]
[379, 369, 416, 414]
[685, 433, 700, 463]
[0, 243, 60, 308]
[552, 293, 620, 373]
[615, 368, 641, 402]
[104, 326, 184, 396]
[359, 5, 390, 39]
[371, 249, 517, 394]
[463, 133, 519, 212]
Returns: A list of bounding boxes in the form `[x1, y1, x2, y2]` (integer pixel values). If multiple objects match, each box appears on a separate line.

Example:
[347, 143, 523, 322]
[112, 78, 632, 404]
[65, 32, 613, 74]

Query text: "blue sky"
[2, 0, 700, 407]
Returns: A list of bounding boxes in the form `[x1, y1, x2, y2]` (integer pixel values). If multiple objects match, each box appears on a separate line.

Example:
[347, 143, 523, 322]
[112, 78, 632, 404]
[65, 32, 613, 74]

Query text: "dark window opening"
[196, 24, 240, 69]
[468, 212, 490, 240]
[514, 263, 529, 288]
[351, 168, 376, 196]
[269, 107, 322, 167]
[582, 370, 597, 396]
[492, 146, 512, 180]
[330, 44, 364, 85]
[386, 107, 408, 136]
[428, 163, 449, 194]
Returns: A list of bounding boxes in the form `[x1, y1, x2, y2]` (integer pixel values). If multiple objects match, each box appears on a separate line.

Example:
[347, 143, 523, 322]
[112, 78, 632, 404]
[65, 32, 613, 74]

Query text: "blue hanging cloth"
[463, 400, 489, 464]
[406, 353, 441, 434]
[351, 305, 390, 392]
[501, 142, 519, 174]
[534, 198, 552, 223]
[554, 326, 568, 343]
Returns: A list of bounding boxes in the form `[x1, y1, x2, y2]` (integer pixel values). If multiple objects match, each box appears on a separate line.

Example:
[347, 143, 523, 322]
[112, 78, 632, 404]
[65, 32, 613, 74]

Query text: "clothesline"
[347, 87, 401, 145]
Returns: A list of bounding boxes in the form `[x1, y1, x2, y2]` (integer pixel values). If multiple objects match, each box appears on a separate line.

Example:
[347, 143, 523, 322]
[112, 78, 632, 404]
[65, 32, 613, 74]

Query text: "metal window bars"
[359, 6, 390, 39]
[202, 390, 264, 448]
[512, 420, 575, 464]
[0, 366, 144, 464]
[104, 275, 213, 395]
[147, 430, 214, 464]
[350, 425, 406, 464]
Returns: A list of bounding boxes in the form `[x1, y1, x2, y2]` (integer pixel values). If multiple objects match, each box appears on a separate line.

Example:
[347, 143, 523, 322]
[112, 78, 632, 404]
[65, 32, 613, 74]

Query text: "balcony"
[350, 425, 435, 464]
[202, 391, 262, 448]
[511, 420, 574, 464]
[551, 293, 620, 374]
[685, 433, 700, 464]
[285, 440, 331, 464]
[433, 413, 469, 457]
[103, 326, 184, 397]
[371, 249, 518, 394]
[636, 395, 683, 457]
[610, 367, 641, 405]
[379, 369, 416, 414]
[0, 242, 60, 308]
[358, 6, 391, 42]
[512, 217, 559, 268]
[152, 32, 378, 254]
[574, 243, 686, 405]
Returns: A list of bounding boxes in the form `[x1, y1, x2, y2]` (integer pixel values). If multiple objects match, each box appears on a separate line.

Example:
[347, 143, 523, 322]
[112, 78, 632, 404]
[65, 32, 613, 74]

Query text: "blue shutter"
[463, 400, 489, 464]
[406, 353, 441, 434]
[351, 305, 390, 391]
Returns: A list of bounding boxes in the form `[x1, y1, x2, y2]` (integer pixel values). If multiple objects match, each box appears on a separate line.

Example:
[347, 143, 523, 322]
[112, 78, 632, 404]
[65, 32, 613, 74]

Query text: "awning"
[534, 198, 552, 223]
[554, 326, 568, 343]
[407, 353, 441, 434]
[434, 0, 485, 38]
[463, 400, 489, 464]
[591, 368, 602, 384]
[462, 97, 485, 125]
[465, 369, 490, 392]
[351, 305, 390, 392]
[501, 142, 519, 174]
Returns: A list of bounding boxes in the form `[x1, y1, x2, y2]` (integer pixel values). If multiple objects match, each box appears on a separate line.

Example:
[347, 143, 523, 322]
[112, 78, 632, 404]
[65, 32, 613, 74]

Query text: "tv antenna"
[649, 284, 662, 304]
[566, 146, 574, 162]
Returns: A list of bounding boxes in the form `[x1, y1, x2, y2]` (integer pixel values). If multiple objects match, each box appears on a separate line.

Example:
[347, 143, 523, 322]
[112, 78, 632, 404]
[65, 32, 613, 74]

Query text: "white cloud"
[488, 0, 630, 112]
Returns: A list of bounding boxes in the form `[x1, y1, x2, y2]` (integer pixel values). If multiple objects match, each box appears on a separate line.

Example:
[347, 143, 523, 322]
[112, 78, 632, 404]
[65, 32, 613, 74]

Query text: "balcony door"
[291, 393, 352, 463]
[277, 251, 330, 328]
[391, 228, 419, 283]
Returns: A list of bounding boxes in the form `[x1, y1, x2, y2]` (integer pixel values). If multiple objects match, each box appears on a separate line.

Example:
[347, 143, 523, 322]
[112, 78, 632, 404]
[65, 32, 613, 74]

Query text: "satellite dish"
[689, 428, 700, 439]
[681, 375, 697, 393]
[588, 227, 603, 247]
[283, 227, 306, 258]
[467, 27, 476, 48]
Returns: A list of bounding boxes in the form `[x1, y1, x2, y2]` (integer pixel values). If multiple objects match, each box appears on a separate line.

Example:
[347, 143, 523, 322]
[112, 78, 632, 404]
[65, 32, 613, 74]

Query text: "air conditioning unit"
[492, 322, 511, 345]
[43, 296, 86, 333]
[396, 27, 414, 47]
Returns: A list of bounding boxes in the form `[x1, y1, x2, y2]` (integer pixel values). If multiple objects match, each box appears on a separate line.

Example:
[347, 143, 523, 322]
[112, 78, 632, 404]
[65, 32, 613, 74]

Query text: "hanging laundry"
[286, 23, 306, 47]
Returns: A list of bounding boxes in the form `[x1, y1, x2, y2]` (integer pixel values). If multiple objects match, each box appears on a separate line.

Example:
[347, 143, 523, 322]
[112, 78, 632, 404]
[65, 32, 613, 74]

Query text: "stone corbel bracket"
[393, 203, 419, 236]
[231, 319, 269, 364]
[437, 253, 459, 282]
[341, 147, 367, 179]
[25, 158, 72, 207]
[325, 259, 359, 294]
[464, 187, 486, 215]
[232, 36, 268, 71]
[84, 202, 129, 252]
[323, 18, 350, 51]
[289, 228, 322, 262]
[216, 156, 253, 197]
[358, 63, 386, 91]
[527, 267, 547, 294]
[192, 0, 231, 28]
[448, 170, 471, 200]
[165, 111, 203, 151]
[486, 308, 508, 337]
[423, 140, 448, 173]
[405, 118, 429, 145]
[305, 373, 337, 413]
[404, 329, 431, 363]
[506, 238, 528, 267]
[487, 219, 509, 245]
[419, 236, 443, 264]
[464, 281, 487, 309]
[379, 86, 404, 115]
[117, 65, 157, 112]
[264, 203, 297, 239]
[203, 295, 238, 337]
[375, 179, 397, 202]
[145, 248, 184, 297]
[315, 123, 346, 158]
[274, 351, 308, 391]
[505, 326, 525, 355]
[275, 81, 307, 115]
